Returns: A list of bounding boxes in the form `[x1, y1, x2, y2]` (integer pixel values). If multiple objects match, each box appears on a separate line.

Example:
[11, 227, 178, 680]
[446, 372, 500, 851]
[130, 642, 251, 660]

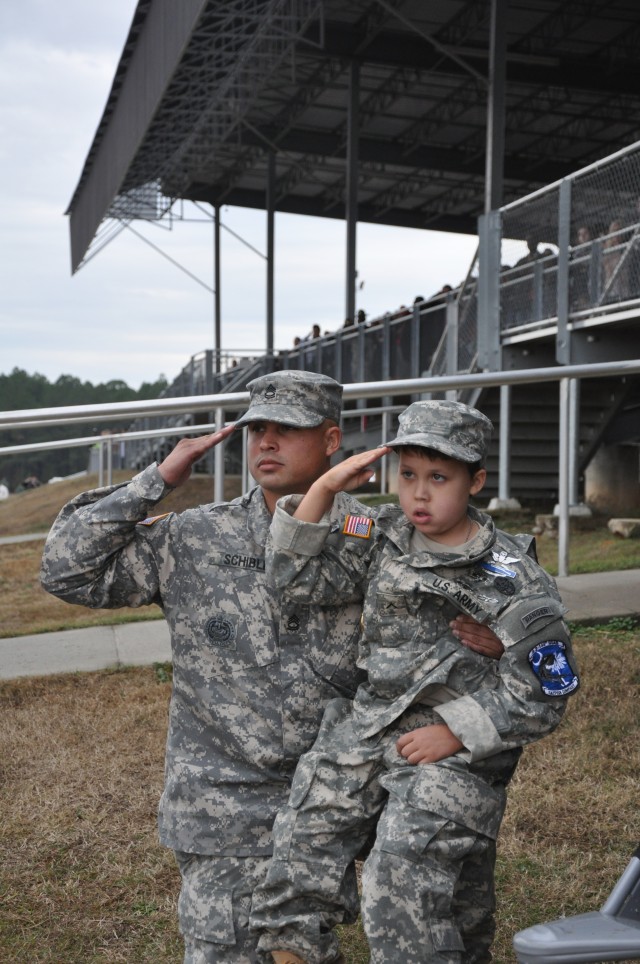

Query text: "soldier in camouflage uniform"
[251, 400, 580, 964]
[39, 374, 504, 964]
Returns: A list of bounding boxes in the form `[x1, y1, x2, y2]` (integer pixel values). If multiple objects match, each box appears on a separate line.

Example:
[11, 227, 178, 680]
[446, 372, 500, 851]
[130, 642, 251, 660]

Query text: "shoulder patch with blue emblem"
[528, 640, 579, 697]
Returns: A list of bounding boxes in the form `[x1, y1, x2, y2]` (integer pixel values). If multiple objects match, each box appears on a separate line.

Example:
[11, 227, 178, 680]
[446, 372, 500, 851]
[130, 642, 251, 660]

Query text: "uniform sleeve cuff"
[271, 497, 331, 554]
[435, 696, 505, 762]
[132, 463, 175, 500]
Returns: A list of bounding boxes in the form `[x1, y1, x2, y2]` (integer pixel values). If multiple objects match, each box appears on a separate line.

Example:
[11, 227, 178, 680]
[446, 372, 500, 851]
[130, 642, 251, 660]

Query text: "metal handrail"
[2, 360, 639, 428]
[2, 360, 640, 577]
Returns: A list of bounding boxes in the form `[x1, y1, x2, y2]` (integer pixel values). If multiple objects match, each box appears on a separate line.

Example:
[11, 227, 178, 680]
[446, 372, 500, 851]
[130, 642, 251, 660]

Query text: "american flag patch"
[139, 512, 171, 526]
[342, 514, 373, 539]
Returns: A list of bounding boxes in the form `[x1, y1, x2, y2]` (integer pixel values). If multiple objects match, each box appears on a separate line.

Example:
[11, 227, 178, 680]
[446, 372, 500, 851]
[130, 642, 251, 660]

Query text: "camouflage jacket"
[40, 464, 371, 855]
[268, 499, 579, 760]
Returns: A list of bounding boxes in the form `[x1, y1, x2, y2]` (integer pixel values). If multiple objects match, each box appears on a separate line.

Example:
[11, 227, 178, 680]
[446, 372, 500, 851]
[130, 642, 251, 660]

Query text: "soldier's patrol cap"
[235, 370, 343, 428]
[385, 399, 492, 463]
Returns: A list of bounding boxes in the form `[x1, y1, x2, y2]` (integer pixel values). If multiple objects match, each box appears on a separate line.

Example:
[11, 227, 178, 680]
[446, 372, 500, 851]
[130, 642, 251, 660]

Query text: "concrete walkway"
[0, 619, 171, 680]
[0, 570, 638, 681]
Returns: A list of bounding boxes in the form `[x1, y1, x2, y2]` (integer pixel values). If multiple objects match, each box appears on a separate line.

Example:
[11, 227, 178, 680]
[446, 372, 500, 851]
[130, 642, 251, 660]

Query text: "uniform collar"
[376, 504, 496, 567]
[242, 486, 273, 547]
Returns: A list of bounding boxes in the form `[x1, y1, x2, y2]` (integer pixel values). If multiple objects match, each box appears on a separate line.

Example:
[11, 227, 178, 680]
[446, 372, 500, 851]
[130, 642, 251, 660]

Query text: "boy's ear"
[325, 424, 342, 456]
[470, 467, 486, 495]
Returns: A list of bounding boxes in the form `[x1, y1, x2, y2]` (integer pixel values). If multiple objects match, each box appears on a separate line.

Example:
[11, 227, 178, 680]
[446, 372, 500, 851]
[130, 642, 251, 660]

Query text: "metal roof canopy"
[68, 0, 640, 284]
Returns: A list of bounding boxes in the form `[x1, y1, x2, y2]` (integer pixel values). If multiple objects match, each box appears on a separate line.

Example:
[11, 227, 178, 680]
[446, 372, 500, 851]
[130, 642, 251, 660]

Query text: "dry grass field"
[2, 624, 639, 962]
[1, 473, 639, 961]
[0, 473, 243, 639]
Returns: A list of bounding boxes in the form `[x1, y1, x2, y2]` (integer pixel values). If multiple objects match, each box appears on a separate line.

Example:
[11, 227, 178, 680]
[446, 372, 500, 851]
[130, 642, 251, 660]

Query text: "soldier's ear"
[470, 468, 486, 495]
[324, 424, 342, 456]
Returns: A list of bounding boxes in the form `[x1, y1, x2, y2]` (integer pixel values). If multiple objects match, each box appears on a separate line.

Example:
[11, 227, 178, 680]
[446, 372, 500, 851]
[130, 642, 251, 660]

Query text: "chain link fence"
[499, 143, 640, 331]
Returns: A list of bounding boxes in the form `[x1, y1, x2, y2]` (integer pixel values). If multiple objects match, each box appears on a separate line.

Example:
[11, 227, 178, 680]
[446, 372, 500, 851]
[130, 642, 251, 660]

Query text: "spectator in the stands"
[516, 236, 543, 266]
[571, 224, 593, 309]
[427, 285, 453, 303]
[627, 198, 640, 296]
[602, 217, 630, 302]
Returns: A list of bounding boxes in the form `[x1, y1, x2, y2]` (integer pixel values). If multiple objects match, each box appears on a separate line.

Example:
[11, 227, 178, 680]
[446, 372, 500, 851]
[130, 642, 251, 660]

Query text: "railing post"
[411, 302, 421, 399]
[205, 349, 215, 478]
[98, 439, 105, 487]
[106, 436, 113, 487]
[556, 177, 572, 364]
[214, 407, 225, 503]
[558, 377, 570, 577]
[532, 260, 543, 320]
[380, 409, 390, 495]
[382, 315, 392, 414]
[498, 384, 511, 501]
[477, 210, 502, 370]
[569, 378, 580, 506]
[357, 325, 366, 426]
[241, 426, 250, 496]
[445, 294, 459, 400]
[334, 329, 343, 383]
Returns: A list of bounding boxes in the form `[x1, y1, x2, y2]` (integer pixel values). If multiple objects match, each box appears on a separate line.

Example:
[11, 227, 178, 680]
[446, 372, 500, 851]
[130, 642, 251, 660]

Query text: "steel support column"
[345, 61, 360, 325]
[484, 0, 507, 213]
[214, 205, 221, 374]
[266, 151, 276, 357]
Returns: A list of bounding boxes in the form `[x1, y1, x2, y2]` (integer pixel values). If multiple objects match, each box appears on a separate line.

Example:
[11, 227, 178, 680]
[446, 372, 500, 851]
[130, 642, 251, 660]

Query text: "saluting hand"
[158, 424, 236, 488]
[294, 446, 391, 523]
[322, 446, 391, 494]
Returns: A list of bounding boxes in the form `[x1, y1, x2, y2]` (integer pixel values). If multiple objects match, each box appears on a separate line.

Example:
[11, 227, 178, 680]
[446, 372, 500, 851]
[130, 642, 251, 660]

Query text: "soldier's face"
[396, 451, 485, 545]
[247, 420, 341, 511]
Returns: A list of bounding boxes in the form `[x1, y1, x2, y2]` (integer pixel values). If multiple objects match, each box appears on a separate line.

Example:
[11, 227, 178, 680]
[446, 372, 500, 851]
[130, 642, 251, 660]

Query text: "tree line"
[0, 368, 169, 492]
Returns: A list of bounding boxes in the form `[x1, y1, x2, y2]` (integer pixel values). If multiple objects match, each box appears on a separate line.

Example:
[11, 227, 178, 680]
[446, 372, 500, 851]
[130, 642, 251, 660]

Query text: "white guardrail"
[1, 360, 640, 577]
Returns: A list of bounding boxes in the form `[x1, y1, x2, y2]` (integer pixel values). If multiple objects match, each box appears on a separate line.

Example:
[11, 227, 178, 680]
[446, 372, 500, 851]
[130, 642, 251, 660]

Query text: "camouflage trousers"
[251, 698, 519, 963]
[175, 851, 274, 963]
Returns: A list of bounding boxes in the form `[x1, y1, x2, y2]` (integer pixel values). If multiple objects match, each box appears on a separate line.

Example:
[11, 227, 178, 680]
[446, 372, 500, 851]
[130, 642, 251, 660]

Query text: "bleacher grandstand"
[126, 138, 640, 506]
[67, 1, 640, 509]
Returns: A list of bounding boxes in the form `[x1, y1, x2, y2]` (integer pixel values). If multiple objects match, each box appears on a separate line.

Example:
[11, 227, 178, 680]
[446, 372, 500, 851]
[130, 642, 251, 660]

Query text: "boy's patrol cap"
[385, 399, 493, 463]
[235, 370, 343, 428]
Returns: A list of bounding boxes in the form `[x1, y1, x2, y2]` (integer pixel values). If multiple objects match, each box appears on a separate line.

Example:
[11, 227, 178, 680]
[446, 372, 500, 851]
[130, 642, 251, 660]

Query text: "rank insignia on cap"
[528, 640, 579, 697]
[342, 514, 373, 539]
[139, 513, 171, 526]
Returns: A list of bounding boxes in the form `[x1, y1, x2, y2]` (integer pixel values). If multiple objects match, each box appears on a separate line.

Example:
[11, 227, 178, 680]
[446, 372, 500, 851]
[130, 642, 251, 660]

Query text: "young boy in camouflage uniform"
[251, 399, 580, 964]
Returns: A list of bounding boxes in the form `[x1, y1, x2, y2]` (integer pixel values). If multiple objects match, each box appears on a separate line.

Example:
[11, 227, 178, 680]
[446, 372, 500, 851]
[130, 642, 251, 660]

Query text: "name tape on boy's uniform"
[342, 514, 373, 539]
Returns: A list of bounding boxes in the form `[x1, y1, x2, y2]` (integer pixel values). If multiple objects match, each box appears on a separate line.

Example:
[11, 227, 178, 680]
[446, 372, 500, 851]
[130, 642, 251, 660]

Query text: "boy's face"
[396, 450, 486, 546]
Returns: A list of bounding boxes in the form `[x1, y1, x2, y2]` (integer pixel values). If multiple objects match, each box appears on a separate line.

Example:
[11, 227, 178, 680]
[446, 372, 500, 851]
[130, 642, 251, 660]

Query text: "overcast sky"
[0, 0, 479, 392]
